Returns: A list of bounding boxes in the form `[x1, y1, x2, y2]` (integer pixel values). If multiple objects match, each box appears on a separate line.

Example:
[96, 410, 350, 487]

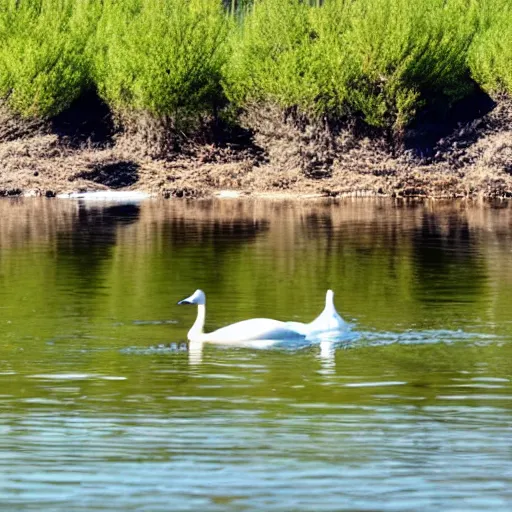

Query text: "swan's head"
[178, 289, 206, 306]
[326, 289, 334, 304]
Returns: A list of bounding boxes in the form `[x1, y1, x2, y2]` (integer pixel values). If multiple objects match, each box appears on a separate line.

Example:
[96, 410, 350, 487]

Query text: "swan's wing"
[206, 318, 305, 343]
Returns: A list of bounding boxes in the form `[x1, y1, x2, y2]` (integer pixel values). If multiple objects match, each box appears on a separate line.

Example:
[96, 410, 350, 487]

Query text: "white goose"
[177, 289, 306, 343]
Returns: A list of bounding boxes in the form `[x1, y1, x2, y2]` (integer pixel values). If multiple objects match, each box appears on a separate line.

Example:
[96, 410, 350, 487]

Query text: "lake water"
[0, 198, 511, 511]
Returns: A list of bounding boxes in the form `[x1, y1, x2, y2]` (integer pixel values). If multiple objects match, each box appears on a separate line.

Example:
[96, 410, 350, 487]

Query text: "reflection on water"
[412, 210, 487, 305]
[56, 203, 141, 292]
[0, 198, 512, 511]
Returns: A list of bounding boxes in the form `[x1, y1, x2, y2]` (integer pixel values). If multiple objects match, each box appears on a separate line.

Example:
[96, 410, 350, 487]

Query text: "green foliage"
[223, 0, 350, 118]
[341, 0, 479, 131]
[469, 0, 512, 95]
[0, 0, 97, 119]
[0, 0, 509, 136]
[93, 0, 228, 129]
[224, 0, 479, 133]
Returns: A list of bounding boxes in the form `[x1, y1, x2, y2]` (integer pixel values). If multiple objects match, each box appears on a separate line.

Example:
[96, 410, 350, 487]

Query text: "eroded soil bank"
[1, 98, 512, 200]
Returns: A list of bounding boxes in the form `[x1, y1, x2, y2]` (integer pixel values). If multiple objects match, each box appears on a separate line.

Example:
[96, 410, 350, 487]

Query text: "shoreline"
[1, 100, 512, 201]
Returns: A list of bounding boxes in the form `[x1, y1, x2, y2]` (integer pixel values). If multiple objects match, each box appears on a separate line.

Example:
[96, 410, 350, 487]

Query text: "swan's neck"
[188, 304, 206, 342]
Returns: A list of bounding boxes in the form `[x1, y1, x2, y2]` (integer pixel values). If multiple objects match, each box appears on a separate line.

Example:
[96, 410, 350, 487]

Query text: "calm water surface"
[0, 198, 511, 511]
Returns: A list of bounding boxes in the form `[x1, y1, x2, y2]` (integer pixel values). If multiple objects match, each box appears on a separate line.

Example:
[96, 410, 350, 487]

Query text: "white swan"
[177, 289, 306, 343]
[285, 290, 347, 338]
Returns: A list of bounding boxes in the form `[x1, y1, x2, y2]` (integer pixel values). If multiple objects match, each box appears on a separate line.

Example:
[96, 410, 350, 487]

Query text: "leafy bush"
[0, 0, 508, 143]
[223, 0, 328, 115]
[0, 0, 97, 119]
[469, 0, 512, 95]
[94, 0, 228, 132]
[224, 0, 479, 135]
[342, 0, 478, 132]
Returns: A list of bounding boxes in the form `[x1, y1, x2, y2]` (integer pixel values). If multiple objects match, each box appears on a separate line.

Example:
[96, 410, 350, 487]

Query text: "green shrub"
[342, 0, 479, 132]
[94, 0, 228, 132]
[469, 0, 512, 95]
[223, 0, 335, 117]
[225, 0, 479, 135]
[0, 0, 507, 143]
[0, 0, 97, 119]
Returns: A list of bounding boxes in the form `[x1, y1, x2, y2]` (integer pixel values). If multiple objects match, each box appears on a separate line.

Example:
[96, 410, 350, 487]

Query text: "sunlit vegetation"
[0, 0, 98, 118]
[469, 0, 512, 96]
[94, 0, 228, 135]
[225, 0, 479, 134]
[0, 0, 510, 138]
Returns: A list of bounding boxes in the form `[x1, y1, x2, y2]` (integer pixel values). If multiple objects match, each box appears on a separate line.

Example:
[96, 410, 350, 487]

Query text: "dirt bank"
[1, 98, 512, 200]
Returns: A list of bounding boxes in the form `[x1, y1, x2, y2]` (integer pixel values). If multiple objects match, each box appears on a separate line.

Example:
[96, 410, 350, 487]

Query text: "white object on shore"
[215, 190, 242, 199]
[57, 191, 151, 202]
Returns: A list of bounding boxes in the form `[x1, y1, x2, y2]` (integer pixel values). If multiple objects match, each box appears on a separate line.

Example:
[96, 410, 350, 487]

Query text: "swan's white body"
[178, 290, 305, 343]
[178, 289, 347, 344]
[286, 290, 347, 338]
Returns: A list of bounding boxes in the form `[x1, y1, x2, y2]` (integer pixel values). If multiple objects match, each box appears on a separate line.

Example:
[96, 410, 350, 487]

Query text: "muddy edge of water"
[1, 99, 511, 200]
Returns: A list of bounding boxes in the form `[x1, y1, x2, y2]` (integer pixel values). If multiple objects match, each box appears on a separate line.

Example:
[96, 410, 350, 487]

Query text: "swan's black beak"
[177, 299, 192, 305]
